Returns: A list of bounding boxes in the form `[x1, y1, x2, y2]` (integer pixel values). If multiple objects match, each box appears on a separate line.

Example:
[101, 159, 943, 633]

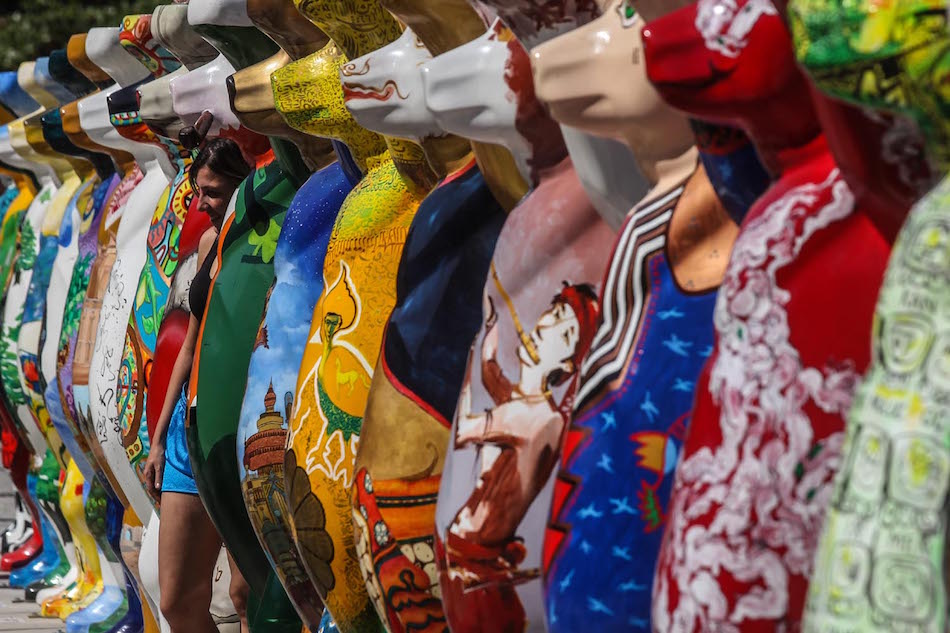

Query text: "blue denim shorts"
[162, 387, 198, 496]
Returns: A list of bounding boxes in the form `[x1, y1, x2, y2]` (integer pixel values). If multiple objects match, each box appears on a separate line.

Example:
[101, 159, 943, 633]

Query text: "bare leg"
[226, 551, 250, 633]
[159, 492, 222, 633]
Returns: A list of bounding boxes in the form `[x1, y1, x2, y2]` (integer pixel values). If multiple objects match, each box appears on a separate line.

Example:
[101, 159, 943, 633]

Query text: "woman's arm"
[142, 312, 200, 496]
[155, 314, 201, 447]
[142, 229, 217, 495]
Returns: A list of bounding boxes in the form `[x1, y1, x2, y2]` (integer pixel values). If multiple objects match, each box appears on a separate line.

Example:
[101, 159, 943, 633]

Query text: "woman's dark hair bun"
[189, 137, 253, 193]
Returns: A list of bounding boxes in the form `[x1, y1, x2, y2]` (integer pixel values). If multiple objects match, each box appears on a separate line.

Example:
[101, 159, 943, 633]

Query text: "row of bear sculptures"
[0, 0, 943, 630]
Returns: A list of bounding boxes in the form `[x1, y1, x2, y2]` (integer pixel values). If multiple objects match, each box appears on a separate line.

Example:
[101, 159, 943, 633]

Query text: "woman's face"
[193, 164, 236, 226]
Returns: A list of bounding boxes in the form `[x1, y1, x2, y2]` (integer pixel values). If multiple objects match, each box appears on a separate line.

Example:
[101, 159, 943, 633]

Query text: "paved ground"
[0, 584, 61, 632]
[0, 469, 58, 632]
[0, 475, 15, 529]
[0, 476, 238, 632]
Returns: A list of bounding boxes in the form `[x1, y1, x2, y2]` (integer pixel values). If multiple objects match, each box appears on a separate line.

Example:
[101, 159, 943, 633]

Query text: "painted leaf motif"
[248, 218, 281, 264]
[136, 274, 148, 309]
[17, 223, 36, 271]
[62, 253, 94, 338]
[253, 166, 267, 189]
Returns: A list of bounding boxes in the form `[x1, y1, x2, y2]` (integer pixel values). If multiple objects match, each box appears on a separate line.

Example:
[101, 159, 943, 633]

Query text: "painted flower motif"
[373, 521, 390, 547]
[285, 450, 336, 597]
[22, 357, 39, 384]
[696, 0, 777, 58]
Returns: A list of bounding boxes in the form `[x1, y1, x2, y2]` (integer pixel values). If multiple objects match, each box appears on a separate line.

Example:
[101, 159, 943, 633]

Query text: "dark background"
[0, 0, 158, 71]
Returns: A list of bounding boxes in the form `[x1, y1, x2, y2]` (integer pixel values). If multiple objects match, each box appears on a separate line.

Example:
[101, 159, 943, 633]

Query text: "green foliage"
[16, 221, 35, 271]
[62, 252, 93, 339]
[35, 449, 60, 502]
[0, 0, 157, 71]
[0, 321, 25, 404]
[0, 208, 23, 285]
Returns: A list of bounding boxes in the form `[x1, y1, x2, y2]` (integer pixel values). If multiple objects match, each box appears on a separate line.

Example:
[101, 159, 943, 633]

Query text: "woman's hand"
[143, 443, 165, 500]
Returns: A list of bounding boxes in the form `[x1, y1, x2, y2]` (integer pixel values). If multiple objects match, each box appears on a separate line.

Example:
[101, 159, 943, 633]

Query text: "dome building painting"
[244, 381, 286, 474]
[242, 382, 310, 591]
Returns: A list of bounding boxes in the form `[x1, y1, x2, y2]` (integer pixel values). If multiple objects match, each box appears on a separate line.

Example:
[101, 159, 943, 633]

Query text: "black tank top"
[189, 239, 217, 322]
